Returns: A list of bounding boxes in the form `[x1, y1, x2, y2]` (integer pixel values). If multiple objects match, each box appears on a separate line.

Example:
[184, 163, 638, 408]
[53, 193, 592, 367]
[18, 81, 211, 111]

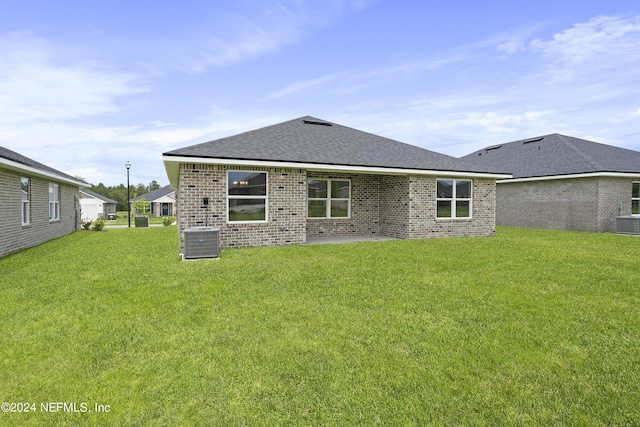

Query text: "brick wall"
[379, 175, 410, 238]
[597, 177, 634, 232]
[176, 163, 498, 251]
[497, 177, 634, 232]
[408, 176, 496, 238]
[1, 168, 79, 258]
[177, 163, 306, 250]
[306, 172, 380, 239]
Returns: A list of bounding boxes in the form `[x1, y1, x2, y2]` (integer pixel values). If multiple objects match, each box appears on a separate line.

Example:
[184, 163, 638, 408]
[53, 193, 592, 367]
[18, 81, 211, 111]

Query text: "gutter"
[0, 157, 88, 187]
[163, 155, 512, 188]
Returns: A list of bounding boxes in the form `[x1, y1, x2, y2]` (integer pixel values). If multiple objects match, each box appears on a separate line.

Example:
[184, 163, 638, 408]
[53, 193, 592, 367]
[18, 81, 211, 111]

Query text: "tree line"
[90, 180, 162, 211]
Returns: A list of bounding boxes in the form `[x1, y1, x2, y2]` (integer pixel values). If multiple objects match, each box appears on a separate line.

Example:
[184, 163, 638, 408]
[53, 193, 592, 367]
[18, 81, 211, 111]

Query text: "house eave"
[0, 157, 88, 187]
[498, 171, 640, 184]
[163, 154, 512, 187]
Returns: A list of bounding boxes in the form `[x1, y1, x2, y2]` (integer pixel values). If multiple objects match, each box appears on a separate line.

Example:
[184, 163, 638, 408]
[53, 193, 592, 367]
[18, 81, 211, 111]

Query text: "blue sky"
[2, 0, 639, 186]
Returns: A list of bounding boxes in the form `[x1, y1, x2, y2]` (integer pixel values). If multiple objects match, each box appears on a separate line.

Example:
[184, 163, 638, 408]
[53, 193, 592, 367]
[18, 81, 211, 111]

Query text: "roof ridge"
[556, 134, 604, 170]
[134, 184, 174, 200]
[166, 116, 315, 155]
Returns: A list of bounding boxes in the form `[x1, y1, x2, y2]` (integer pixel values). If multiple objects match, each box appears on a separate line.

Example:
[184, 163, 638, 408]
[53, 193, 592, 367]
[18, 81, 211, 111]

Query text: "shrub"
[162, 216, 175, 226]
[92, 220, 106, 231]
[81, 219, 92, 230]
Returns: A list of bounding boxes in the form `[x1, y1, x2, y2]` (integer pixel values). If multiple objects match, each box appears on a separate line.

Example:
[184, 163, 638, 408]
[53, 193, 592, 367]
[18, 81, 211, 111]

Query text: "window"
[49, 183, 60, 221]
[21, 177, 30, 225]
[308, 179, 350, 218]
[437, 179, 472, 219]
[633, 182, 640, 215]
[227, 171, 267, 222]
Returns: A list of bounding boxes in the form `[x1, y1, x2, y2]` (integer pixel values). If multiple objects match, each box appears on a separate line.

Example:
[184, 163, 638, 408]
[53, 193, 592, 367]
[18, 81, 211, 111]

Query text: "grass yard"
[103, 212, 169, 226]
[0, 227, 639, 426]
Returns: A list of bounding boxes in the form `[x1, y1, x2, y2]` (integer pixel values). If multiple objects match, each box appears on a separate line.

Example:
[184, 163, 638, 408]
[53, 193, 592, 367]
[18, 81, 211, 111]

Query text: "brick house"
[80, 188, 117, 220]
[163, 116, 510, 251]
[132, 185, 176, 217]
[1, 146, 86, 258]
[461, 133, 640, 232]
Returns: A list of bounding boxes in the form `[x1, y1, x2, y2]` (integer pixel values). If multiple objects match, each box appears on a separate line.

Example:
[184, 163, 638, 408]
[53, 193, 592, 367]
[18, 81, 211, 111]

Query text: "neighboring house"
[132, 185, 176, 217]
[163, 116, 510, 251]
[461, 133, 640, 232]
[0, 146, 87, 258]
[79, 189, 117, 221]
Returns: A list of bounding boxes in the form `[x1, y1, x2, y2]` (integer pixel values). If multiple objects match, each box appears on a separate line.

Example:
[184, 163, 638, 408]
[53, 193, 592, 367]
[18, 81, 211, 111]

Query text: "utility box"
[135, 216, 149, 228]
[183, 227, 220, 259]
[616, 216, 640, 235]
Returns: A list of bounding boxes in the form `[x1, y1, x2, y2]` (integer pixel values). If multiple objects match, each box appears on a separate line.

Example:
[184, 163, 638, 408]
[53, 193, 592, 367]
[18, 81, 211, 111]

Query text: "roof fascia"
[143, 194, 175, 202]
[163, 155, 512, 181]
[498, 172, 640, 184]
[1, 157, 87, 187]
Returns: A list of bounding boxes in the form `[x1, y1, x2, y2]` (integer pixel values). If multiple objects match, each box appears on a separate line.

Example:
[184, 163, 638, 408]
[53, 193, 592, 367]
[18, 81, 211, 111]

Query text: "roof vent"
[485, 145, 502, 153]
[303, 119, 332, 126]
[522, 137, 543, 144]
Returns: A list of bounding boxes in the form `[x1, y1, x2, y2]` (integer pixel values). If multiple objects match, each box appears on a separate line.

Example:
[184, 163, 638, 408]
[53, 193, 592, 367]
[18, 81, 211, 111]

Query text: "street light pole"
[125, 161, 131, 228]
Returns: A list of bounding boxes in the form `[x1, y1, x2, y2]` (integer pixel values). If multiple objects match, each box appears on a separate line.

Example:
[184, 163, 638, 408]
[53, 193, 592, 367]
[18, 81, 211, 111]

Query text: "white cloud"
[530, 15, 640, 61]
[171, 0, 377, 73]
[267, 51, 472, 99]
[268, 72, 347, 99]
[0, 32, 147, 123]
[530, 15, 640, 80]
[498, 37, 525, 55]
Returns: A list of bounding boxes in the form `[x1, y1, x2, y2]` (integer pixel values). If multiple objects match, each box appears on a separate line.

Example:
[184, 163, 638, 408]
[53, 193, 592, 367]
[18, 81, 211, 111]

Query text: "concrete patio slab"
[306, 235, 397, 245]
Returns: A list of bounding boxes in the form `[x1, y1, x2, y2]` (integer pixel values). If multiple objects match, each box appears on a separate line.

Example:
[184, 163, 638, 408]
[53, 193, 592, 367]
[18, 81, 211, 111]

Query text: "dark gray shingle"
[80, 188, 118, 204]
[164, 116, 507, 174]
[461, 133, 640, 179]
[134, 185, 175, 201]
[0, 145, 82, 182]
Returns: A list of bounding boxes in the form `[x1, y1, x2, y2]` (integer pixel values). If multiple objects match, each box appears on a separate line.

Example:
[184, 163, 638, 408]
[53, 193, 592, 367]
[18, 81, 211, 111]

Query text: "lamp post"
[125, 161, 131, 228]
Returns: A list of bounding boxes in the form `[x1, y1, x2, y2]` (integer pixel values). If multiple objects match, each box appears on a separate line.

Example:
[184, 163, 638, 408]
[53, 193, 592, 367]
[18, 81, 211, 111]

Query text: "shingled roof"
[461, 133, 640, 180]
[0, 145, 87, 186]
[163, 116, 509, 182]
[80, 188, 117, 204]
[133, 185, 175, 201]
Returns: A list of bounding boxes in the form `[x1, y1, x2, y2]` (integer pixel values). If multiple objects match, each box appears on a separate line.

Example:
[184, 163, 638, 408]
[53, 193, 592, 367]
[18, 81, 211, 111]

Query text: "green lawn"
[0, 227, 638, 426]
[103, 212, 168, 226]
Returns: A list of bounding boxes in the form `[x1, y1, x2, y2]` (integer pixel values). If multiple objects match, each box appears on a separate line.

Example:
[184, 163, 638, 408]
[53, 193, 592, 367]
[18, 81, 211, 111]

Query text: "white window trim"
[307, 178, 351, 219]
[49, 183, 60, 221]
[227, 170, 268, 224]
[632, 181, 640, 216]
[21, 177, 30, 226]
[436, 178, 473, 220]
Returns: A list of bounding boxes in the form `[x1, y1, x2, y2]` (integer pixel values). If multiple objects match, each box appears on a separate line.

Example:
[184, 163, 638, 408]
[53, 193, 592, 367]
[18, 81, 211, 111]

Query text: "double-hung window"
[21, 177, 30, 225]
[633, 182, 639, 215]
[308, 179, 350, 218]
[49, 183, 60, 221]
[227, 171, 267, 222]
[437, 179, 472, 219]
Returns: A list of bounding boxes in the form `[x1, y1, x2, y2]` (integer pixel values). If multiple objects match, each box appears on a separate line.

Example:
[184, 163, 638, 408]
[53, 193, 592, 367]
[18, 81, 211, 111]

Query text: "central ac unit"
[183, 227, 220, 259]
[616, 216, 640, 235]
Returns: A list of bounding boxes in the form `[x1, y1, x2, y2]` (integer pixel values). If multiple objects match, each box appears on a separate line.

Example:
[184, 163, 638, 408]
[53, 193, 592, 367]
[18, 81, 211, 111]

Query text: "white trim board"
[163, 155, 511, 188]
[498, 172, 640, 184]
[1, 157, 87, 187]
